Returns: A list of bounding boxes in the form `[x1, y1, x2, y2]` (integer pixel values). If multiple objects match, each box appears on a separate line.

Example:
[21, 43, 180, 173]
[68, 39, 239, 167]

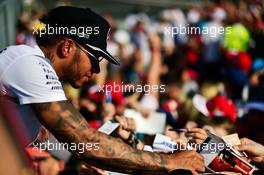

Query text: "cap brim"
[85, 43, 120, 65]
[192, 94, 209, 116]
[245, 102, 264, 112]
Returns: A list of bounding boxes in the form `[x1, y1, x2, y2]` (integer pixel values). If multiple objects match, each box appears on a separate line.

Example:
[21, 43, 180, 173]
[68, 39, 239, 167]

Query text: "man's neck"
[39, 46, 54, 63]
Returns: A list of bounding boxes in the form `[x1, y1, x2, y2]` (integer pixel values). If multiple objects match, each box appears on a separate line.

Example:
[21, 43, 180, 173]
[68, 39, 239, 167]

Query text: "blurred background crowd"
[1, 0, 264, 174]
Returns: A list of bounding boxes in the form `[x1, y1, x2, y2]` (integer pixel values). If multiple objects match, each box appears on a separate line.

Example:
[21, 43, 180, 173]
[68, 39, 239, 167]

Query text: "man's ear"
[58, 39, 75, 58]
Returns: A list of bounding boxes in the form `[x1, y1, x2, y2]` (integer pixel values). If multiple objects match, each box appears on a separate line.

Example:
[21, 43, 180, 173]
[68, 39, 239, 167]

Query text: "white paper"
[221, 133, 241, 146]
[98, 120, 120, 135]
[143, 145, 153, 152]
[124, 109, 166, 135]
[152, 134, 176, 153]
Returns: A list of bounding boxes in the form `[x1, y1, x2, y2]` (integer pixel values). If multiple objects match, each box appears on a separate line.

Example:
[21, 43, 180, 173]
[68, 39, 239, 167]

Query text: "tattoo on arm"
[32, 101, 168, 172]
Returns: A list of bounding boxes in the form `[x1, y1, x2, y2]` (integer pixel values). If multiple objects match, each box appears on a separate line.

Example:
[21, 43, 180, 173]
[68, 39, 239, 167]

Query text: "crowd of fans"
[6, 0, 264, 174]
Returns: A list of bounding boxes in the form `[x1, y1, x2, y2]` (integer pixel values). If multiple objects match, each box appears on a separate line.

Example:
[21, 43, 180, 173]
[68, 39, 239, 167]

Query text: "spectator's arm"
[235, 138, 264, 165]
[95, 59, 108, 87]
[147, 34, 162, 99]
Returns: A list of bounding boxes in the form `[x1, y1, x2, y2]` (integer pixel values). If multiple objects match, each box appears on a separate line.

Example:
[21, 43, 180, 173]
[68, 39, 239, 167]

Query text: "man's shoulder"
[0, 44, 45, 66]
[1, 44, 51, 71]
[0, 45, 66, 106]
[7, 44, 33, 50]
[1, 44, 56, 81]
[0, 45, 40, 77]
[4, 44, 45, 58]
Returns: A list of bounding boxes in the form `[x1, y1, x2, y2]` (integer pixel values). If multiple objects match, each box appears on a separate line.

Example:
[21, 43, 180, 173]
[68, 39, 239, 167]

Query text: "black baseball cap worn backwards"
[40, 6, 120, 66]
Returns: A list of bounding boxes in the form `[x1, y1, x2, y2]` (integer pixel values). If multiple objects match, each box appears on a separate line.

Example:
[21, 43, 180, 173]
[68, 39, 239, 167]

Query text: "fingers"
[235, 138, 264, 160]
[236, 144, 252, 152]
[188, 151, 205, 173]
[187, 128, 208, 137]
[115, 115, 136, 131]
[236, 138, 256, 155]
[194, 151, 204, 166]
[188, 150, 204, 159]
[240, 137, 253, 145]
[192, 152, 205, 171]
[169, 151, 205, 174]
[196, 152, 205, 161]
[195, 158, 205, 173]
[192, 170, 198, 175]
[186, 128, 208, 144]
[115, 115, 128, 129]
[252, 156, 263, 163]
[186, 132, 205, 139]
[126, 117, 136, 130]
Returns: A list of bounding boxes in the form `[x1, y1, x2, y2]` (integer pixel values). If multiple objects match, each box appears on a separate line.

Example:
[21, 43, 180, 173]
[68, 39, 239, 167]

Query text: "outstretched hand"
[234, 138, 264, 164]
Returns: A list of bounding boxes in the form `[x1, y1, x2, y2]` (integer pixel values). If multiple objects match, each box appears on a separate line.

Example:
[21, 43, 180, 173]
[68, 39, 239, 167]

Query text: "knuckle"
[241, 137, 249, 142]
[192, 133, 197, 137]
[195, 139, 201, 143]
[202, 166, 205, 172]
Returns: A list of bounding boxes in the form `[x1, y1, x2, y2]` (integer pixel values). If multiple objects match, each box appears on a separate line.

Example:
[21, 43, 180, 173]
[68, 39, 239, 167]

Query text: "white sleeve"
[4, 55, 67, 104]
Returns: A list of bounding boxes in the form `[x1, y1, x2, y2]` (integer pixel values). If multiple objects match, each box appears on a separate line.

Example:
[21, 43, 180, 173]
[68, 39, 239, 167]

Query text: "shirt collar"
[34, 45, 45, 58]
[34, 45, 52, 66]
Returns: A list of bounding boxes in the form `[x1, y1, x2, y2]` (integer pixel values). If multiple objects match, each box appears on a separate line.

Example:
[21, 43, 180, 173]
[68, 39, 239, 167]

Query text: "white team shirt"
[0, 44, 67, 143]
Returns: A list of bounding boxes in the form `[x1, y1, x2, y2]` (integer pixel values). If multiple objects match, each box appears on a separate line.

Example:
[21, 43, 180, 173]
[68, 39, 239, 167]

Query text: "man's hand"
[185, 128, 208, 144]
[235, 138, 264, 164]
[114, 115, 136, 131]
[167, 151, 205, 175]
[113, 115, 136, 141]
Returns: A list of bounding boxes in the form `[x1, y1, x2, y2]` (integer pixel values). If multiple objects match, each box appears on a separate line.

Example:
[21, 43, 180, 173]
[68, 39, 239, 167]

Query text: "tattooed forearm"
[32, 101, 168, 172]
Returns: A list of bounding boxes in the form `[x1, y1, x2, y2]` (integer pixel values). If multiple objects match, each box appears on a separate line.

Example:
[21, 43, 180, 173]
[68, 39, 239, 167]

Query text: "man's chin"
[70, 82, 81, 89]
[71, 81, 88, 88]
